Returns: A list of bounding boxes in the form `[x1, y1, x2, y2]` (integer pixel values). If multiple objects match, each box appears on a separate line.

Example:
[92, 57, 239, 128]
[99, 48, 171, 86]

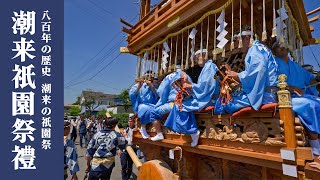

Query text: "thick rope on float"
[137, 0, 234, 56]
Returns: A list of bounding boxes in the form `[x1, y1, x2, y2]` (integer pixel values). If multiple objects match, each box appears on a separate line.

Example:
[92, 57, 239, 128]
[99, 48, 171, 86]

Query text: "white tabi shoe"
[151, 132, 164, 141]
[139, 128, 150, 139]
[309, 139, 320, 156]
[190, 130, 200, 147]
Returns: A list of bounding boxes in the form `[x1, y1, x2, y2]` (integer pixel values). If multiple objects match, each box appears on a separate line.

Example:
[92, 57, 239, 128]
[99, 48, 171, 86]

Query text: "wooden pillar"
[277, 74, 297, 148]
[145, 0, 150, 15]
[140, 0, 151, 19]
[182, 151, 198, 179]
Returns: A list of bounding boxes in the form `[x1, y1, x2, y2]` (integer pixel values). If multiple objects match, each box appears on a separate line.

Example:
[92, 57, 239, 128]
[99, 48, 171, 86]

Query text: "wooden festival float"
[120, 0, 320, 179]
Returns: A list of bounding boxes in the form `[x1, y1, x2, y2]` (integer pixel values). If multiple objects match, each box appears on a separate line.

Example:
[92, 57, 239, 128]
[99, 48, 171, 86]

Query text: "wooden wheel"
[137, 160, 178, 180]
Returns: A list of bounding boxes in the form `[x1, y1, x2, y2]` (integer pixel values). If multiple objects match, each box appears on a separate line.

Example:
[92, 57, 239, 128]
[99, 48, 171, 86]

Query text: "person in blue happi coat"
[78, 116, 88, 148]
[164, 49, 220, 147]
[219, 27, 279, 114]
[86, 118, 127, 180]
[272, 41, 320, 156]
[64, 120, 79, 180]
[129, 71, 158, 139]
[149, 64, 193, 141]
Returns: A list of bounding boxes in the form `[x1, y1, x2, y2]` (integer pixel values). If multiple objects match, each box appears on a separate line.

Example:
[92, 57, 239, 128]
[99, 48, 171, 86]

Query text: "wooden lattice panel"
[218, 48, 246, 73]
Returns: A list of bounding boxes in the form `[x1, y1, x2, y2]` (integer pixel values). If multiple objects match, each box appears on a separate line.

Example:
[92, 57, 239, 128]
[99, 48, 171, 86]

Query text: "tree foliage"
[69, 106, 81, 116]
[110, 112, 129, 128]
[96, 110, 129, 128]
[72, 96, 81, 105]
[81, 90, 104, 115]
[97, 109, 107, 117]
[118, 89, 131, 112]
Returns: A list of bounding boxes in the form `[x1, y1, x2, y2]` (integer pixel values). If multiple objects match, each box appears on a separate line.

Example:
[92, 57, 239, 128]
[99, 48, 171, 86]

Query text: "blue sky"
[64, 0, 320, 104]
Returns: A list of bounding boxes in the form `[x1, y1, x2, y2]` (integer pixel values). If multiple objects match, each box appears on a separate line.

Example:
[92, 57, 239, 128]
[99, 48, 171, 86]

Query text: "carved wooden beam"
[128, 0, 228, 53]
[310, 26, 314, 32]
[307, 7, 320, 16]
[122, 27, 132, 34]
[140, 0, 151, 19]
[308, 15, 320, 23]
[120, 47, 130, 53]
[120, 18, 133, 28]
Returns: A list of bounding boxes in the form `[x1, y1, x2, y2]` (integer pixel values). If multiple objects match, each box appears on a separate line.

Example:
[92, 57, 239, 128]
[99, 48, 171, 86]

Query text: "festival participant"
[78, 116, 88, 148]
[120, 114, 138, 180]
[150, 63, 192, 141]
[64, 121, 79, 180]
[165, 49, 220, 147]
[95, 115, 104, 132]
[70, 116, 78, 142]
[220, 27, 278, 114]
[86, 118, 127, 180]
[129, 71, 158, 139]
[185, 62, 203, 83]
[87, 116, 96, 142]
[182, 49, 220, 110]
[272, 41, 320, 156]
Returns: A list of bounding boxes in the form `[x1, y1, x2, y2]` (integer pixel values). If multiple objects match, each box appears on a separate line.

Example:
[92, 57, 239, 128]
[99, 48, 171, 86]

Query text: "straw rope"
[137, 0, 234, 55]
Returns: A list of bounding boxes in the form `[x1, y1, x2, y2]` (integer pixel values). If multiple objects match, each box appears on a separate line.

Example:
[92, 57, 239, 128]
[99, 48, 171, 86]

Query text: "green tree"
[96, 111, 129, 128]
[69, 106, 81, 116]
[81, 90, 104, 115]
[118, 89, 131, 112]
[97, 109, 107, 117]
[72, 96, 81, 105]
[109, 112, 129, 128]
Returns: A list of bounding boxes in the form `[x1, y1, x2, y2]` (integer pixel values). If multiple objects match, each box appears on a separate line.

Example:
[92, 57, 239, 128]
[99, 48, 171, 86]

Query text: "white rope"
[169, 36, 173, 72]
[206, 16, 210, 60]
[238, 0, 243, 48]
[213, 14, 217, 59]
[174, 34, 178, 71]
[181, 31, 184, 70]
[250, 0, 254, 46]
[272, 0, 277, 37]
[262, 0, 267, 41]
[230, 0, 234, 51]
[185, 28, 190, 70]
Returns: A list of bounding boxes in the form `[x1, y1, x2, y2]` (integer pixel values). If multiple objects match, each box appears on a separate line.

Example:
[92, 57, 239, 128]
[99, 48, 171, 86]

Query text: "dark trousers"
[71, 128, 77, 142]
[88, 168, 113, 180]
[79, 132, 88, 147]
[120, 151, 134, 180]
[70, 134, 77, 142]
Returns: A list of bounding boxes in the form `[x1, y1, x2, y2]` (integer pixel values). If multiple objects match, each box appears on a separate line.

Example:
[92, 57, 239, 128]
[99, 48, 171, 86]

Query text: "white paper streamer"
[216, 10, 228, 50]
[161, 42, 170, 70]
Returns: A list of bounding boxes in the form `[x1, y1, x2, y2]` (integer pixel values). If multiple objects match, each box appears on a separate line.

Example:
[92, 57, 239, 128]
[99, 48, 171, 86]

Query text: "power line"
[65, 79, 91, 88]
[64, 8, 139, 88]
[65, 52, 122, 88]
[90, 53, 122, 79]
[89, 79, 120, 91]
[66, 31, 122, 78]
[68, 0, 109, 24]
[64, 37, 125, 86]
[87, 0, 113, 16]
[309, 46, 320, 68]
[64, 13, 139, 86]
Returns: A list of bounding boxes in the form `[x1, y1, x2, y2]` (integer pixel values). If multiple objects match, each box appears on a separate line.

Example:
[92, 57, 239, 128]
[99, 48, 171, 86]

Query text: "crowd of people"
[129, 27, 320, 156]
[64, 113, 140, 180]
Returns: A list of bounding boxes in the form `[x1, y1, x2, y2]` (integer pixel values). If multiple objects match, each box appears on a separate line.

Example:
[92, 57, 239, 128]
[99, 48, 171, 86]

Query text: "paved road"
[67, 136, 138, 180]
